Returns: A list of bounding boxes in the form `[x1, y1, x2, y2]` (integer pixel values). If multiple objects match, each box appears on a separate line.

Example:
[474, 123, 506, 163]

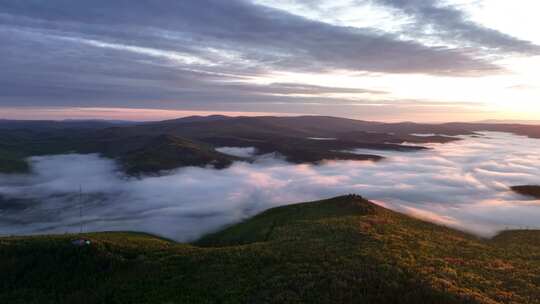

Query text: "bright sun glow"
[244, 0, 540, 121]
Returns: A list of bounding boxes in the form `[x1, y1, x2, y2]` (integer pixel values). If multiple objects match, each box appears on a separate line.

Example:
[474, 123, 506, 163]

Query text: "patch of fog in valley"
[2, 132, 540, 241]
[215, 146, 257, 158]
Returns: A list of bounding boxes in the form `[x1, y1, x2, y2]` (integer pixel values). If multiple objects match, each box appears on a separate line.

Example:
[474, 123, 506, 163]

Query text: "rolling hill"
[2, 195, 539, 303]
[4, 115, 540, 175]
[117, 134, 239, 175]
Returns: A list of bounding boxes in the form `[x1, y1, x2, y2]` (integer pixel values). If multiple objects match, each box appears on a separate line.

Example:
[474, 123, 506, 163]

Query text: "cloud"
[0, 0, 496, 73]
[0, 0, 506, 109]
[260, 0, 540, 56]
[372, 0, 540, 55]
[216, 147, 258, 158]
[2, 132, 540, 241]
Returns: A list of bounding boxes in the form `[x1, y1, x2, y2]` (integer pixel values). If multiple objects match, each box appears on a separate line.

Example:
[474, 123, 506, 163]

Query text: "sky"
[1, 0, 539, 122]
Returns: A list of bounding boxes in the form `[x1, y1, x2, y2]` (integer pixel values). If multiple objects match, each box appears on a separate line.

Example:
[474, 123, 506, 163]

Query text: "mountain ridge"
[4, 115, 540, 175]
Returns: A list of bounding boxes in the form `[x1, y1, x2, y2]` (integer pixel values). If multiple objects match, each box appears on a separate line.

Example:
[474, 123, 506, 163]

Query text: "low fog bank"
[2, 132, 540, 241]
[215, 146, 257, 158]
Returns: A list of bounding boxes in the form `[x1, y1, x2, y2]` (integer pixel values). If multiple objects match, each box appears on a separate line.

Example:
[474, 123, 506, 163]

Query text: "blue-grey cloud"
[268, 0, 540, 55]
[372, 0, 540, 55]
[0, 0, 505, 109]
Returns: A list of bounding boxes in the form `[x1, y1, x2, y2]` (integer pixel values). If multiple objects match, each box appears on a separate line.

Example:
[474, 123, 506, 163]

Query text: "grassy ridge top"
[2, 195, 540, 303]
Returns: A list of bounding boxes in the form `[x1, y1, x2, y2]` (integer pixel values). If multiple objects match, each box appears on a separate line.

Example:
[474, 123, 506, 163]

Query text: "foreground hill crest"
[2, 195, 540, 303]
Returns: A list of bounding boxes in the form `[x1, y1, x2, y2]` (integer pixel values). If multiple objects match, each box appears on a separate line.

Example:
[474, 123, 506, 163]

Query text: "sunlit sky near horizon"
[1, 0, 539, 122]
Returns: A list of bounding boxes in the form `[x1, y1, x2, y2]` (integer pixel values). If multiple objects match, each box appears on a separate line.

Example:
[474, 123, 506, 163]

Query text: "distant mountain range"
[477, 119, 540, 125]
[3, 115, 540, 175]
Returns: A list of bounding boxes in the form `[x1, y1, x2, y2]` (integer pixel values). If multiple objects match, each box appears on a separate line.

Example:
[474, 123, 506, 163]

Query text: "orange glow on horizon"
[0, 107, 303, 121]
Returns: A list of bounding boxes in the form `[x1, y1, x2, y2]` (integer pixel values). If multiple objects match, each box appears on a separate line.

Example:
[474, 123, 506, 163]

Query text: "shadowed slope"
[117, 134, 239, 175]
[0, 149, 29, 173]
[511, 185, 540, 199]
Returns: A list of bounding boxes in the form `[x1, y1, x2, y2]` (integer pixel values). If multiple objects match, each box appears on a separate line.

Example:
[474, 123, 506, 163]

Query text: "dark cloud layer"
[0, 0, 519, 109]
[0, 0, 497, 72]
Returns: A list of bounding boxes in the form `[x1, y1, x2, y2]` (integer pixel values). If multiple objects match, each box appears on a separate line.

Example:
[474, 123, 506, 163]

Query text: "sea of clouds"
[1, 132, 540, 241]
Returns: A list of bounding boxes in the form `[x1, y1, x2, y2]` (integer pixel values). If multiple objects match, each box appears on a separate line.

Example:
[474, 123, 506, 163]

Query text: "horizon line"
[2, 106, 540, 126]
